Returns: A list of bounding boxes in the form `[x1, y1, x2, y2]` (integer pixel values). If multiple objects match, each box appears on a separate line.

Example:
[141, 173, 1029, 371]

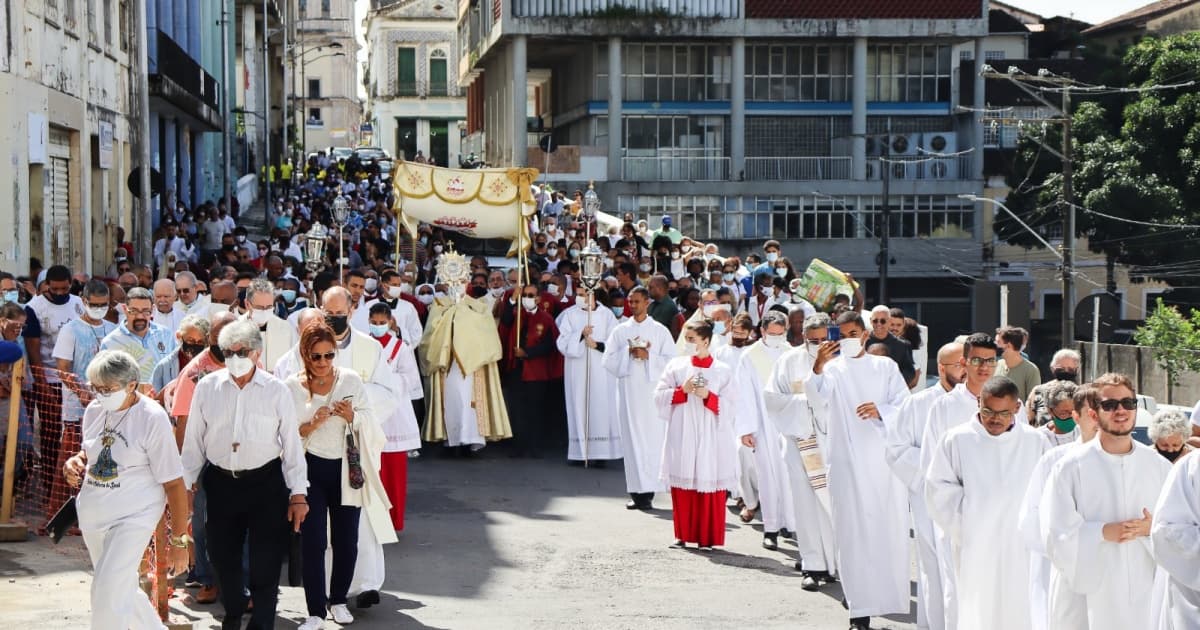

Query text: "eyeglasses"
[967, 357, 998, 367]
[979, 408, 1016, 420]
[90, 384, 129, 396]
[126, 308, 153, 317]
[871, 318, 888, 324]
[178, 288, 193, 294]
[1098, 397, 1137, 412]
[308, 351, 336, 362]
[224, 348, 254, 359]
[85, 302, 110, 310]
[805, 338, 824, 346]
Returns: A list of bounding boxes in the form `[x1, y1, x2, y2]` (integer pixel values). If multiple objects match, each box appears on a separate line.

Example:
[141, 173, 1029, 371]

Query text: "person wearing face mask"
[733, 310, 797, 551]
[884, 340, 966, 623]
[148, 314, 209, 401]
[1148, 409, 1193, 464]
[276, 277, 309, 319]
[244, 278, 299, 371]
[555, 286, 621, 465]
[351, 271, 422, 346]
[1039, 380, 1081, 448]
[365, 301, 422, 529]
[805, 310, 912, 630]
[764, 313, 840, 589]
[275, 289, 401, 610]
[99, 287, 176, 387]
[602, 287, 676, 511]
[1027, 348, 1081, 427]
[414, 283, 436, 308]
[747, 271, 783, 327]
[497, 283, 564, 457]
[654, 318, 737, 550]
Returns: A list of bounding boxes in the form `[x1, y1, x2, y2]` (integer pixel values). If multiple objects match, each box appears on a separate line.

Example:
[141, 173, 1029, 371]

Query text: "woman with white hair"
[63, 349, 190, 630]
[1149, 409, 1193, 464]
[1040, 380, 1080, 447]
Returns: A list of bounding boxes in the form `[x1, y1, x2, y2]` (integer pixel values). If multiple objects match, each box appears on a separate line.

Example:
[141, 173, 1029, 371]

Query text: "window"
[103, 0, 112, 46]
[984, 50, 1006, 61]
[118, 0, 128, 51]
[396, 47, 416, 96]
[960, 50, 973, 60]
[866, 44, 953, 102]
[429, 50, 448, 96]
[744, 44, 852, 102]
[87, 0, 97, 42]
[603, 43, 731, 102]
[308, 78, 321, 99]
[321, 0, 330, 17]
[307, 108, 323, 125]
[64, 0, 77, 31]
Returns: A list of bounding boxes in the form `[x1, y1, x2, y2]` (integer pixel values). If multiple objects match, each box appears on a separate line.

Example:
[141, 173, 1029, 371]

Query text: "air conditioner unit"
[865, 135, 883, 157]
[889, 134, 921, 156]
[923, 132, 959, 179]
[888, 159, 916, 180]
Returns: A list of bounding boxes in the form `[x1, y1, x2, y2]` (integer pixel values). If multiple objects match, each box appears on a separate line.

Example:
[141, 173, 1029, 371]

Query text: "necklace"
[89, 399, 135, 483]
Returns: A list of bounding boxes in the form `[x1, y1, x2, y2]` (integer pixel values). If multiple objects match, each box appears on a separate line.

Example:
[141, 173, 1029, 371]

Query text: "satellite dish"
[538, 135, 557, 153]
[126, 167, 163, 198]
[1075, 293, 1121, 343]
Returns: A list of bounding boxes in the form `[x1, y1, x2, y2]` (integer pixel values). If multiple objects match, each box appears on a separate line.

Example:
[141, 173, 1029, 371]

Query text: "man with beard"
[100, 287, 175, 383]
[1041, 373, 1171, 630]
[885, 341, 965, 629]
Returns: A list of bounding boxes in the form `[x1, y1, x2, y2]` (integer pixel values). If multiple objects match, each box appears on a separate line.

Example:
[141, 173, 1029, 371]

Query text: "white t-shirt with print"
[26, 294, 84, 384]
[76, 395, 183, 532]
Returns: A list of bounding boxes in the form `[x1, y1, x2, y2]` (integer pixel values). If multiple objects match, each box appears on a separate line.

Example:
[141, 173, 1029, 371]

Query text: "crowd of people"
[0, 153, 1198, 630]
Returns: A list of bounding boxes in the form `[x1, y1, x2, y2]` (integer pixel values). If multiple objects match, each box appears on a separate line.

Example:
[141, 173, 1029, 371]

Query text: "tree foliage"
[999, 33, 1200, 301]
[1133, 298, 1200, 385]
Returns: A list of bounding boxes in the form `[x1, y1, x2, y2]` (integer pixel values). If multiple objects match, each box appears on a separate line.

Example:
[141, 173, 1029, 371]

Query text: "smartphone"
[827, 326, 842, 341]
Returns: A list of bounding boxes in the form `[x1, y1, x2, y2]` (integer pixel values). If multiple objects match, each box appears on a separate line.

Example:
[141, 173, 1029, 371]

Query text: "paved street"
[1, 449, 919, 630]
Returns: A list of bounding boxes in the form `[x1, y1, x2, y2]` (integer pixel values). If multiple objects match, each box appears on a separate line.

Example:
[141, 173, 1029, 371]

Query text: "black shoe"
[762, 532, 779, 550]
[589, 460, 607, 469]
[355, 589, 381, 609]
[670, 539, 687, 549]
[625, 500, 641, 510]
[800, 573, 819, 591]
[848, 617, 870, 630]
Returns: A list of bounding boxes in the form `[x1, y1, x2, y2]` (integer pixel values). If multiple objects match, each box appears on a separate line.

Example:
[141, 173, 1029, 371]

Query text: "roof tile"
[746, 0, 984, 20]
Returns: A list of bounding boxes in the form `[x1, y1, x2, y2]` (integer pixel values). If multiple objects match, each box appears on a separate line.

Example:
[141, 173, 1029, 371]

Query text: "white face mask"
[417, 293, 434, 304]
[702, 304, 718, 317]
[546, 284, 560, 296]
[765, 252, 779, 263]
[387, 285, 403, 299]
[249, 308, 272, 326]
[95, 387, 131, 412]
[86, 306, 109, 321]
[775, 267, 787, 278]
[489, 287, 506, 298]
[433, 244, 444, 253]
[839, 337, 863, 358]
[575, 295, 589, 309]
[547, 247, 558, 257]
[365, 278, 378, 293]
[682, 341, 698, 355]
[225, 355, 255, 378]
[521, 297, 537, 311]
[762, 333, 787, 349]
[639, 263, 652, 273]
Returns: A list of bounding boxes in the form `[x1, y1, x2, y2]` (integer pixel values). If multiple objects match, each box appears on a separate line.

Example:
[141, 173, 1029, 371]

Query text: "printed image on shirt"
[88, 430, 122, 483]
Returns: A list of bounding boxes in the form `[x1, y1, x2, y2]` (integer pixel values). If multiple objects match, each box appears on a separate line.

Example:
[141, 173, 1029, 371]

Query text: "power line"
[1074, 204, 1200, 230]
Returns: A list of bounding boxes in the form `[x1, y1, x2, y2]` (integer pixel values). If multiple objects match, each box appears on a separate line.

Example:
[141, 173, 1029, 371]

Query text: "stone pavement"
[0, 448, 920, 630]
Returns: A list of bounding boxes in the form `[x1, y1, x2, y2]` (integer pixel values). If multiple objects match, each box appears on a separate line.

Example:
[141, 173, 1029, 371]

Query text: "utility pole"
[879, 120, 892, 305]
[135, 0, 152, 264]
[220, 2, 232, 217]
[1061, 87, 1075, 344]
[262, 0, 272, 224]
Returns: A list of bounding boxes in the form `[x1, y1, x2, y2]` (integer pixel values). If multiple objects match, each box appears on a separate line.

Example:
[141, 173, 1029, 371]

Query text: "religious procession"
[0, 147, 1195, 630]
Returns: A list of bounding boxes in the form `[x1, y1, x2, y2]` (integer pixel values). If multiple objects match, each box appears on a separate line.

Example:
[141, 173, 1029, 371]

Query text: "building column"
[158, 0, 173, 39]
[150, 113, 162, 225]
[851, 36, 868, 181]
[164, 118, 178, 208]
[511, 35, 527, 167]
[973, 37, 986, 180]
[607, 36, 622, 181]
[242, 4, 259, 170]
[174, 0, 187, 48]
[730, 37, 745, 181]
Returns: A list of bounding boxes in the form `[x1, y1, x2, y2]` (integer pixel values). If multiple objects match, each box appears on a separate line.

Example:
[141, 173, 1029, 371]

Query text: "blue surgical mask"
[2, 290, 18, 304]
[281, 289, 297, 304]
[713, 320, 726, 335]
[611, 306, 624, 318]
[368, 324, 389, 338]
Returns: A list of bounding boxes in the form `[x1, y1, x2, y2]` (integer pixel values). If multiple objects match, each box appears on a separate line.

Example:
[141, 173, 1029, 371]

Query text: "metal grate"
[746, 116, 851, 157]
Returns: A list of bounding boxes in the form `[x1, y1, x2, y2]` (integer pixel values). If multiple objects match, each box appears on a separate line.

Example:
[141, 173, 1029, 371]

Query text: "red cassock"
[379, 452, 408, 531]
[501, 302, 563, 380]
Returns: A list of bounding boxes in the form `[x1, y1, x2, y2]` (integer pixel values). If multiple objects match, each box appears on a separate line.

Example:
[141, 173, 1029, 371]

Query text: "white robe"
[885, 383, 952, 629]
[555, 304, 622, 461]
[805, 352, 911, 618]
[602, 316, 676, 494]
[764, 346, 838, 575]
[1041, 439, 1173, 630]
[733, 341, 795, 534]
[377, 335, 422, 452]
[351, 297, 423, 349]
[152, 307, 184, 334]
[1150, 450, 1200, 630]
[925, 419, 1049, 630]
[714, 343, 753, 503]
[654, 355, 738, 492]
[259, 314, 298, 373]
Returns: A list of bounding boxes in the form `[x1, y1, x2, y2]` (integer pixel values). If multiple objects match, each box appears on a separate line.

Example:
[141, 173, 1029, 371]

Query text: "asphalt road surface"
[1, 447, 920, 629]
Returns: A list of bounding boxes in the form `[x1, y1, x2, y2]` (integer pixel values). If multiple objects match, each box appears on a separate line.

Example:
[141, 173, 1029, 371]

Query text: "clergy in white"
[655, 319, 737, 549]
[1150, 450, 1200, 629]
[152, 279, 185, 334]
[734, 310, 796, 549]
[885, 341, 963, 630]
[1041, 373, 1173, 630]
[244, 279, 298, 370]
[804, 311, 911, 627]
[1017, 382, 1100, 630]
[925, 376, 1049, 630]
[602, 287, 676, 510]
[556, 286, 622, 462]
[763, 313, 838, 589]
[713, 314, 756, 517]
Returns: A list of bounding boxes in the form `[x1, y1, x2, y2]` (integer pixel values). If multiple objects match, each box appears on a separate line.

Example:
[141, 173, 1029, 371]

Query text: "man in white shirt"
[151, 279, 184, 334]
[1150, 449, 1200, 629]
[181, 320, 309, 630]
[243, 278, 297, 370]
[925, 376, 1049, 630]
[173, 271, 209, 316]
[153, 224, 186, 267]
[1041, 372, 1172, 630]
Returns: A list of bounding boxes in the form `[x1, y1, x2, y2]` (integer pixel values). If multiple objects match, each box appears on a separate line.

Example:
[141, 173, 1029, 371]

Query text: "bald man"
[117, 272, 138, 293]
[152, 278, 185, 334]
[885, 342, 966, 630]
[174, 271, 209, 316]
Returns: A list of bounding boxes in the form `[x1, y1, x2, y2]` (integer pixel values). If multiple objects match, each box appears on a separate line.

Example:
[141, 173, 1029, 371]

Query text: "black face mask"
[209, 344, 225, 363]
[1053, 369, 1077, 382]
[326, 315, 349, 335]
[237, 288, 247, 304]
[181, 343, 206, 358]
[667, 290, 678, 299]
[47, 292, 71, 306]
[1157, 447, 1183, 463]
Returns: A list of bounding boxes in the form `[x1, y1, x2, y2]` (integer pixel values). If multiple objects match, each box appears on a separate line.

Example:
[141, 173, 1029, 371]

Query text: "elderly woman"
[287, 320, 383, 630]
[63, 350, 189, 630]
[1040, 380, 1079, 447]
[1149, 409, 1193, 464]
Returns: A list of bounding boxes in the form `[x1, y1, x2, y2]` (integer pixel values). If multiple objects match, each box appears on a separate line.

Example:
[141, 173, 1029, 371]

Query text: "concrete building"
[292, 0, 362, 153]
[0, 0, 141, 274]
[458, 0, 990, 345]
[1084, 0, 1200, 55]
[365, 0, 466, 166]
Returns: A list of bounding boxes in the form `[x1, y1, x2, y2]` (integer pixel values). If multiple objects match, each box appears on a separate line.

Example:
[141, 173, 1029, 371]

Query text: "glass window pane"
[816, 78, 830, 101]
[627, 44, 643, 75]
[659, 46, 673, 75]
[644, 45, 657, 73]
[691, 46, 705, 75]
[754, 78, 768, 100]
[908, 46, 922, 76]
[755, 47, 769, 74]
[816, 46, 830, 75]
[676, 47, 688, 76]
[597, 44, 608, 74]
[923, 45, 937, 75]
[938, 45, 952, 74]
[692, 77, 707, 100]
[770, 77, 786, 101]
[801, 77, 815, 100]
[770, 47, 784, 74]
[830, 45, 846, 76]
[786, 76, 800, 100]
[643, 77, 657, 100]
[626, 76, 643, 100]
[786, 47, 800, 75]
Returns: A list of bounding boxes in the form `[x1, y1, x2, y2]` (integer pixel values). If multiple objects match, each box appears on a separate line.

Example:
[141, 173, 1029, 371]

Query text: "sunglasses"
[309, 351, 337, 362]
[1098, 397, 1137, 412]
[225, 348, 254, 359]
[967, 357, 998, 367]
[871, 318, 888, 324]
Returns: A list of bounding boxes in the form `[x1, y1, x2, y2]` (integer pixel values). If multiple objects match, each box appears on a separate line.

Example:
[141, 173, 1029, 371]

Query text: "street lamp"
[577, 181, 604, 467]
[304, 222, 329, 272]
[331, 195, 350, 278]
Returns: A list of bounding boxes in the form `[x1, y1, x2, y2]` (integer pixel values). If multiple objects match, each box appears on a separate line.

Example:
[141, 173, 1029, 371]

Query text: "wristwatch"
[168, 534, 193, 549]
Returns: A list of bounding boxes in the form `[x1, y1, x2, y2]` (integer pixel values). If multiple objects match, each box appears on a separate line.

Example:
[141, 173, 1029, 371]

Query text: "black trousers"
[202, 459, 290, 630]
[301, 453, 359, 617]
[504, 374, 551, 455]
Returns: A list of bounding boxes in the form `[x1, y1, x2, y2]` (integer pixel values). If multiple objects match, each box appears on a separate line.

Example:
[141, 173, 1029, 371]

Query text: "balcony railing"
[392, 80, 452, 98]
[744, 157, 852, 181]
[867, 155, 974, 181]
[512, 0, 739, 18]
[622, 156, 730, 182]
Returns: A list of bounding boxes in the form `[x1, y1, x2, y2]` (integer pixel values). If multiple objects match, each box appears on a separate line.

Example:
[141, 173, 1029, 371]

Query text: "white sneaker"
[298, 617, 324, 630]
[330, 604, 355, 624]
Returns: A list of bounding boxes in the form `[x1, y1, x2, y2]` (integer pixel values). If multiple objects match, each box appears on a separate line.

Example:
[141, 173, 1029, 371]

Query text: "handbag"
[345, 427, 365, 490]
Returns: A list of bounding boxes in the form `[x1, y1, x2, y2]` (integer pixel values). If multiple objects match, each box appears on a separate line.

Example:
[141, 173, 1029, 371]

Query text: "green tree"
[1132, 298, 1200, 385]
